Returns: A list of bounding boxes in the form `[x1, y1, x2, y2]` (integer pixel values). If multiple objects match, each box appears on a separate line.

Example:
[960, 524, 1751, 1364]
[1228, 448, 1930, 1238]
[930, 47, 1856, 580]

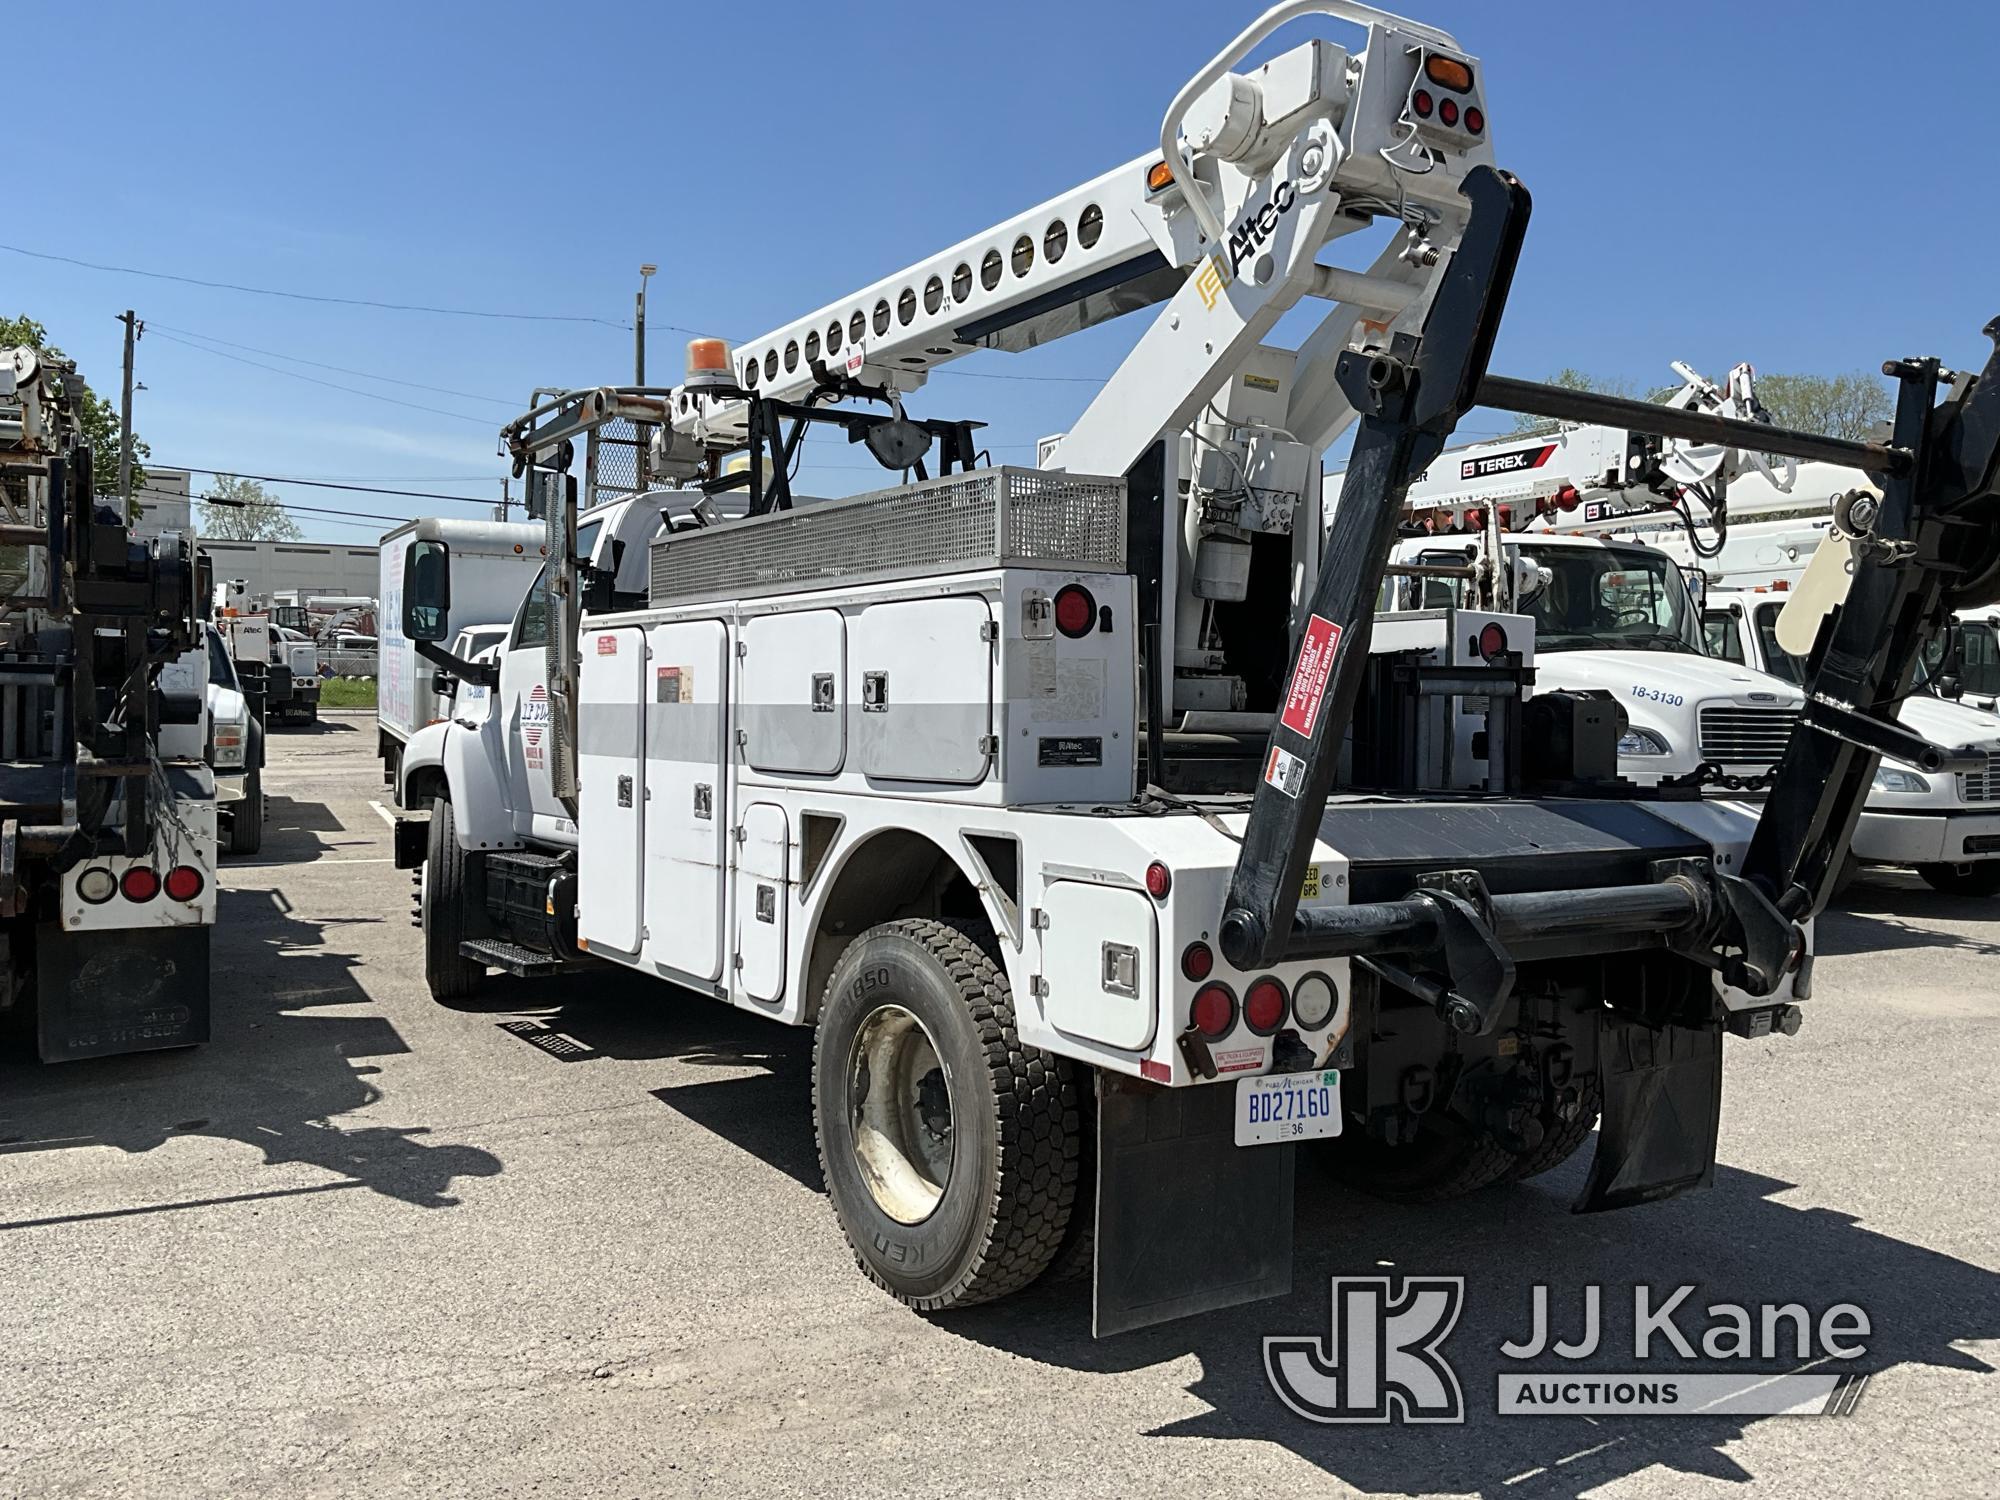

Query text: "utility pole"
[116, 310, 142, 509]
[636, 264, 656, 491]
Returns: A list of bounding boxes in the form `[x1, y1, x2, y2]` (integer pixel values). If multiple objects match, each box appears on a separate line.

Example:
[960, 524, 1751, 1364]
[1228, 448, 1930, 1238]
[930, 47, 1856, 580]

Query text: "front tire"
[813, 919, 1079, 1312]
[1916, 861, 2000, 897]
[423, 796, 487, 1004]
[225, 749, 263, 856]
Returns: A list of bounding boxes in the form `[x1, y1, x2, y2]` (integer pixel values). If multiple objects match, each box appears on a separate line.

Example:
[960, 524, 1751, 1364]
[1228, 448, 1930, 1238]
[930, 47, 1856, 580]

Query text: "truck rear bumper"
[1851, 809, 2000, 865]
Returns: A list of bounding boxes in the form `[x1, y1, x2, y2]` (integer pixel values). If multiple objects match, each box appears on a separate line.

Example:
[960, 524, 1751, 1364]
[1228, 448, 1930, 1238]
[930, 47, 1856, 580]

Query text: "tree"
[199, 474, 304, 541]
[0, 314, 149, 519]
[1506, 368, 1647, 437]
[1749, 371, 1892, 441]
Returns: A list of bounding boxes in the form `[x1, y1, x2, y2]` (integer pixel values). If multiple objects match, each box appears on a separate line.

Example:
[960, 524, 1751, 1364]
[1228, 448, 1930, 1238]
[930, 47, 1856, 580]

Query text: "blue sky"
[10, 1, 1996, 541]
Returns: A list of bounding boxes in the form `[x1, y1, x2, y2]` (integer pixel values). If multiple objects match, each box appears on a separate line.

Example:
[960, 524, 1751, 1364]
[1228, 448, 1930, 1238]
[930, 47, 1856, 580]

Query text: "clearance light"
[684, 337, 736, 392]
[121, 867, 161, 903]
[1145, 160, 1175, 193]
[1244, 977, 1288, 1035]
[1054, 583, 1096, 639]
[1191, 983, 1236, 1040]
[1181, 942, 1214, 981]
[1145, 861, 1172, 899]
[1424, 54, 1475, 93]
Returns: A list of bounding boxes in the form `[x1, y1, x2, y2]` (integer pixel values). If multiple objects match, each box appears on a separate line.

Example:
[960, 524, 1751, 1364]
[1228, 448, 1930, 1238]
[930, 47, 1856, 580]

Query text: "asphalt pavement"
[2, 713, 1994, 1498]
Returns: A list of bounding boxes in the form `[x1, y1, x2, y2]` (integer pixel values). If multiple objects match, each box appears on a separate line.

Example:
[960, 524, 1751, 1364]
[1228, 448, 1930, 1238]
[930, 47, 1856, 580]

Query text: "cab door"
[497, 564, 573, 843]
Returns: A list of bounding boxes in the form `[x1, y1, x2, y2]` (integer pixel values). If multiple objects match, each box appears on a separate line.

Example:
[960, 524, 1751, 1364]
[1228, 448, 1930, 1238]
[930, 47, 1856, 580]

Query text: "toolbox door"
[734, 802, 789, 1005]
[644, 619, 730, 982]
[853, 596, 994, 784]
[740, 610, 845, 775]
[577, 626, 647, 954]
[1038, 880, 1159, 1052]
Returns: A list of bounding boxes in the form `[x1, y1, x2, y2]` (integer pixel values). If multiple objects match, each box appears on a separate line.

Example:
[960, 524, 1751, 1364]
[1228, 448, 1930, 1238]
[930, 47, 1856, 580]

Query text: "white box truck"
[378, 518, 545, 788]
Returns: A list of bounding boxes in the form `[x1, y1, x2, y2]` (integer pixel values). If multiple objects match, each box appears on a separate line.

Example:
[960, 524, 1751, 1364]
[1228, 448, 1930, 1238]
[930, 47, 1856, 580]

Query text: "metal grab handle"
[1159, 0, 1464, 248]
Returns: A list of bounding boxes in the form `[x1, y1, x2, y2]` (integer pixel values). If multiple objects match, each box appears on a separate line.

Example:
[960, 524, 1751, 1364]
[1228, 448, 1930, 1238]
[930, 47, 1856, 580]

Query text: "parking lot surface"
[3, 714, 1995, 1498]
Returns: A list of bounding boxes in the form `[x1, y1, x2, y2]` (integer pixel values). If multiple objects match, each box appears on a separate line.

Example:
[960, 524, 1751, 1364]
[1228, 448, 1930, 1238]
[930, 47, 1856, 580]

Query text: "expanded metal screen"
[587, 418, 648, 508]
[649, 466, 1126, 607]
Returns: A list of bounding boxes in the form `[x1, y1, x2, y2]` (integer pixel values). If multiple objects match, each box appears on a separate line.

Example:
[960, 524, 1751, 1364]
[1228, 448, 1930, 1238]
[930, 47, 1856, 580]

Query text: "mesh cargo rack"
[648, 466, 1126, 607]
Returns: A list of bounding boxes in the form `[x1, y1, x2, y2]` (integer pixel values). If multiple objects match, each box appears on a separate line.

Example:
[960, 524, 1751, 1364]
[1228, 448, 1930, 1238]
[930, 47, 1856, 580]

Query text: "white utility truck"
[0, 343, 218, 1061]
[377, 518, 545, 787]
[390, 2, 2000, 1333]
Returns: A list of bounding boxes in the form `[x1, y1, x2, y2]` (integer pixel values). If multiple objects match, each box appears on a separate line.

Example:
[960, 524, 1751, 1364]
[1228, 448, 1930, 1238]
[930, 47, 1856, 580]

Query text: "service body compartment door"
[577, 626, 647, 953]
[854, 596, 993, 784]
[1039, 880, 1158, 1051]
[740, 610, 844, 775]
[644, 620, 730, 982]
[734, 802, 789, 1005]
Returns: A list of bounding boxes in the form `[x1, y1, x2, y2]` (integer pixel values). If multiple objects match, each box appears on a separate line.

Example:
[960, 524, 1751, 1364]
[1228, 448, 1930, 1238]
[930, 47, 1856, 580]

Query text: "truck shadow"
[1815, 875, 2000, 958]
[939, 1151, 1999, 1497]
[0, 885, 500, 1219]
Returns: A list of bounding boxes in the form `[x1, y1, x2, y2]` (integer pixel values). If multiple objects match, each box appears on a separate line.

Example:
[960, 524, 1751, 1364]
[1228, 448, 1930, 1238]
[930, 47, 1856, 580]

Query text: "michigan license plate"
[1234, 1069, 1342, 1147]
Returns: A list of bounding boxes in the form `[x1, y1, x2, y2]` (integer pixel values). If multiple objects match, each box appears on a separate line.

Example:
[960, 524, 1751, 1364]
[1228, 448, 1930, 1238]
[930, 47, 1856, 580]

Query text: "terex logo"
[1460, 443, 1557, 480]
[1265, 1276, 1465, 1423]
[1230, 180, 1298, 274]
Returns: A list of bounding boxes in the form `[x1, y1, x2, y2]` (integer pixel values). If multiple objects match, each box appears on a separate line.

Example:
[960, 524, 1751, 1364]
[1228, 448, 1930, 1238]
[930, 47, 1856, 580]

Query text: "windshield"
[205, 629, 236, 689]
[1513, 544, 1703, 654]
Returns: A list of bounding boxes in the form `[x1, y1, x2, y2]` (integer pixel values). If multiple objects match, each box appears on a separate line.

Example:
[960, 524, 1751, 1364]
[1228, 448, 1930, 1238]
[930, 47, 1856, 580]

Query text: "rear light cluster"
[1410, 54, 1483, 136]
[1184, 949, 1342, 1039]
[77, 865, 205, 905]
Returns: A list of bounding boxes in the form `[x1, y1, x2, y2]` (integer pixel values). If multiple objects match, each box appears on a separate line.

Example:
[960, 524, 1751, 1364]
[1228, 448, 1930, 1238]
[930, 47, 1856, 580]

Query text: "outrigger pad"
[1573, 1017, 1722, 1214]
[1093, 1072, 1294, 1337]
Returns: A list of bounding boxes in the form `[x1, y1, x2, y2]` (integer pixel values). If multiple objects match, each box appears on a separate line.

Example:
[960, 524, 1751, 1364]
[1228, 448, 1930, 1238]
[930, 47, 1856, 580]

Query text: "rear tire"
[1503, 1075, 1603, 1182]
[813, 918, 1079, 1311]
[225, 760, 263, 857]
[1316, 1114, 1518, 1203]
[1917, 861, 2000, 897]
[423, 796, 487, 1005]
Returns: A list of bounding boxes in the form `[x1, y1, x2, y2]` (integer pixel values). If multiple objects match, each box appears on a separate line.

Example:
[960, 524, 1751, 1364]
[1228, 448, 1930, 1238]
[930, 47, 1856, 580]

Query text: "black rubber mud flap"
[36, 923, 211, 1062]
[1573, 1018, 1722, 1214]
[1093, 1072, 1294, 1337]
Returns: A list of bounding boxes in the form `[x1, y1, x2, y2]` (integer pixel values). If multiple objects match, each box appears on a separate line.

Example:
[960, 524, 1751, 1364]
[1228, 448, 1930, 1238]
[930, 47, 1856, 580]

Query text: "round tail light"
[1053, 584, 1097, 639]
[1292, 972, 1338, 1030]
[1244, 977, 1289, 1035]
[1190, 983, 1236, 1040]
[164, 865, 205, 903]
[1439, 97, 1460, 128]
[77, 867, 117, 905]
[120, 867, 161, 903]
[1181, 942, 1214, 981]
[1464, 106, 1484, 135]
[1478, 622, 1509, 660]
[1412, 88, 1434, 118]
[1145, 861, 1172, 898]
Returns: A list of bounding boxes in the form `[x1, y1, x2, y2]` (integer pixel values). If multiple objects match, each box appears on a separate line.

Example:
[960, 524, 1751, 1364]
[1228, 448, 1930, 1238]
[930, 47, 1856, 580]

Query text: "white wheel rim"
[848, 1003, 955, 1225]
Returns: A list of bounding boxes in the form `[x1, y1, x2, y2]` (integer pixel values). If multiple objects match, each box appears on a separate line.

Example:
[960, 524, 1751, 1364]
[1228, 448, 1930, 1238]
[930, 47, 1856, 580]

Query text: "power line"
[148, 330, 498, 426]
[149, 323, 517, 407]
[170, 464, 498, 505]
[1, 242, 629, 328]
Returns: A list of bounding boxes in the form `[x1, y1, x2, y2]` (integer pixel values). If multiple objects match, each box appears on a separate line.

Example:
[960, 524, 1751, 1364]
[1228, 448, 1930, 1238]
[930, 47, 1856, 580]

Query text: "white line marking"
[369, 800, 395, 828]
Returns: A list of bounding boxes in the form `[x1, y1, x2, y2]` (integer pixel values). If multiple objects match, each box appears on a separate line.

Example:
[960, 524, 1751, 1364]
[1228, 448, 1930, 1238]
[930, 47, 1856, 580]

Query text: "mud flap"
[36, 923, 211, 1062]
[1573, 1017, 1722, 1213]
[1093, 1072, 1294, 1337]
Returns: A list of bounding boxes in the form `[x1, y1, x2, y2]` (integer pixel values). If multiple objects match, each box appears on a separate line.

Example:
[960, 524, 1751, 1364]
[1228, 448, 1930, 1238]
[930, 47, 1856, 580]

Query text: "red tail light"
[1439, 97, 1460, 128]
[1244, 977, 1288, 1035]
[1054, 583, 1097, 638]
[1412, 88, 1434, 118]
[1181, 941, 1214, 981]
[164, 865, 204, 903]
[1191, 983, 1236, 1040]
[1477, 622, 1509, 660]
[1464, 106, 1484, 135]
[121, 867, 160, 903]
[1145, 861, 1172, 898]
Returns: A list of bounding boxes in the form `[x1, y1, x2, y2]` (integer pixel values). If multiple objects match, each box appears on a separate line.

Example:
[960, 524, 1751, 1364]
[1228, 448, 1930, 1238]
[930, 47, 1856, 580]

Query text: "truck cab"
[1388, 531, 1807, 787]
[1707, 587, 2000, 895]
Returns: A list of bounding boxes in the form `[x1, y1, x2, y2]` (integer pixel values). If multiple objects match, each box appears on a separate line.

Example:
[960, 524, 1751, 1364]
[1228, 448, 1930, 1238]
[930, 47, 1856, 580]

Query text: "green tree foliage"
[199, 474, 304, 541]
[0, 314, 149, 519]
[1749, 371, 1893, 441]
[1507, 368, 1645, 437]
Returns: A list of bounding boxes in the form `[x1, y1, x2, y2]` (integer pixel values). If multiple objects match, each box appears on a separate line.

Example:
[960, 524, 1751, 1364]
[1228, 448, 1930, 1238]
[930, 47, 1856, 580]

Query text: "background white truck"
[377, 518, 545, 787]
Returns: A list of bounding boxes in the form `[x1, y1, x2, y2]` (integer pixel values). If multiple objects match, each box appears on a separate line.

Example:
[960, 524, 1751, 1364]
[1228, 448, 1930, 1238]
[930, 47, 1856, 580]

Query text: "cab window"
[206, 629, 237, 689]
[513, 563, 550, 649]
[1753, 602, 1805, 685]
[1702, 611, 1744, 663]
[1961, 623, 2000, 696]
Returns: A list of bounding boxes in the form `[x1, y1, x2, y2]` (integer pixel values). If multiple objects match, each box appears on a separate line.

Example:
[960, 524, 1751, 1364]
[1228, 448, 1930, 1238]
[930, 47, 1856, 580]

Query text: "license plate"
[1234, 1068, 1342, 1147]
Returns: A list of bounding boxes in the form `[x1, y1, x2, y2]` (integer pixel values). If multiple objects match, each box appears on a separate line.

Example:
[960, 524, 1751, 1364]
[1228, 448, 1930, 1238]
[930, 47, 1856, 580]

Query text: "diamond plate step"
[459, 937, 598, 978]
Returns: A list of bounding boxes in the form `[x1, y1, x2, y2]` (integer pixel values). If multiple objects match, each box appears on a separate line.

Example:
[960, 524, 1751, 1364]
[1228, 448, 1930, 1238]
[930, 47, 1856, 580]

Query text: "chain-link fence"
[323, 646, 379, 678]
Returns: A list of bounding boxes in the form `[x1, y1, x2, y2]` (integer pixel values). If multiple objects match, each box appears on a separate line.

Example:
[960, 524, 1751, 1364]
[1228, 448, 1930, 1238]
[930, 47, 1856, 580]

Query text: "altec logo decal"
[1281, 614, 1342, 737]
[1460, 443, 1556, 480]
[1230, 179, 1298, 274]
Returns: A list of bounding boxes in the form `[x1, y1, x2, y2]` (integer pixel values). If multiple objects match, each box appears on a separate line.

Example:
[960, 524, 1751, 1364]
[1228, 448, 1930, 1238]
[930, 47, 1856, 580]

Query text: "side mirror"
[403, 538, 451, 643]
[1938, 674, 1964, 700]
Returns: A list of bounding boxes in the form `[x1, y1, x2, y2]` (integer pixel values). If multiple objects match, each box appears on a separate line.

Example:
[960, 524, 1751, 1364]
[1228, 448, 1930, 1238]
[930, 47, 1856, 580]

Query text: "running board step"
[459, 938, 598, 977]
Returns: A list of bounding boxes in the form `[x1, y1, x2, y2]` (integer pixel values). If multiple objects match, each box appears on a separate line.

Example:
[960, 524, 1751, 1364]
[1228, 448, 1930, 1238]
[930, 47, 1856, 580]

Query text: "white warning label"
[1264, 744, 1306, 798]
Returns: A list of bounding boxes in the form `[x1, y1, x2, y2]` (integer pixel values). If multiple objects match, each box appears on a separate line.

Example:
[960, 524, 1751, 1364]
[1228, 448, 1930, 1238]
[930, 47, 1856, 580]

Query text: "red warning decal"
[596, 634, 619, 655]
[1280, 614, 1343, 737]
